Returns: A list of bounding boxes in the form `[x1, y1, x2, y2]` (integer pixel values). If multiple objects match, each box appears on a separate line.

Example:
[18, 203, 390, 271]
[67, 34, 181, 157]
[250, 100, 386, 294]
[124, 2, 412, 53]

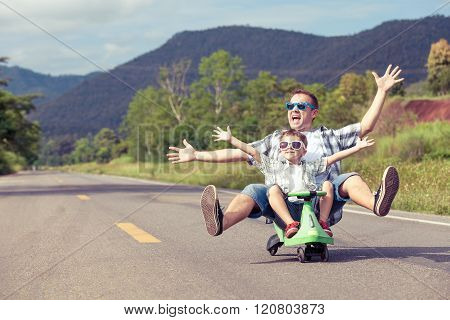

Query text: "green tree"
[93, 128, 117, 163]
[38, 139, 61, 166]
[244, 71, 278, 117]
[241, 71, 279, 138]
[37, 136, 76, 166]
[158, 59, 191, 124]
[427, 38, 450, 95]
[112, 140, 128, 159]
[189, 50, 245, 122]
[121, 86, 176, 161]
[70, 135, 95, 163]
[0, 58, 41, 173]
[318, 72, 374, 128]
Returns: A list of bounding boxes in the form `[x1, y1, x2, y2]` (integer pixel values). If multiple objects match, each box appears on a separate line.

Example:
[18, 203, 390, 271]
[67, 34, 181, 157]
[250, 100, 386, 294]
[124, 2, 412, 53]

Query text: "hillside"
[32, 16, 450, 137]
[0, 66, 90, 105]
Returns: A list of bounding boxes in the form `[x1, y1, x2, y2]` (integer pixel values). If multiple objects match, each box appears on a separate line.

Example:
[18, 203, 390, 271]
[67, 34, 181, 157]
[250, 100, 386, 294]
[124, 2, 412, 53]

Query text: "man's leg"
[338, 175, 374, 210]
[201, 184, 269, 236]
[338, 166, 399, 216]
[222, 193, 258, 231]
[319, 181, 334, 222]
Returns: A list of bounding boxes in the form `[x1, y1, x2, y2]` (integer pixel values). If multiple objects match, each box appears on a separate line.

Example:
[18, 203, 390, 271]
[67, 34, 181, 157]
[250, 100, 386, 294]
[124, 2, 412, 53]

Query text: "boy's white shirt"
[255, 153, 328, 202]
[252, 129, 329, 186]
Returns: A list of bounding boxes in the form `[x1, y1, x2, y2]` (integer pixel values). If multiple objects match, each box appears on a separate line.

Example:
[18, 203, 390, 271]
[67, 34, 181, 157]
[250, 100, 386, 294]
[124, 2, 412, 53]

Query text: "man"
[167, 65, 403, 237]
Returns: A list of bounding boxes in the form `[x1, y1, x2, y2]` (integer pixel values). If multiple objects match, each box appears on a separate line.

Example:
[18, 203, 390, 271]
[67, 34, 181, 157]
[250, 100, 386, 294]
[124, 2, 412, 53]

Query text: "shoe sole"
[285, 228, 299, 239]
[375, 166, 400, 216]
[324, 230, 333, 237]
[200, 185, 220, 236]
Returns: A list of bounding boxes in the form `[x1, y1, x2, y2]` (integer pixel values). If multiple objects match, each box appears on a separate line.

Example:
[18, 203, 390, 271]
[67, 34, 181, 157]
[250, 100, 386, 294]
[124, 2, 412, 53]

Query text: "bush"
[0, 149, 26, 174]
[95, 147, 112, 163]
[372, 121, 450, 161]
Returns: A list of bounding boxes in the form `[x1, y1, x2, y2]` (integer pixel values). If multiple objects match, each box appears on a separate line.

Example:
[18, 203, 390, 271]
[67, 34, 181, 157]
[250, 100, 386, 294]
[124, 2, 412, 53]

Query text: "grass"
[343, 158, 449, 215]
[60, 160, 263, 190]
[372, 121, 450, 161]
[59, 156, 450, 216]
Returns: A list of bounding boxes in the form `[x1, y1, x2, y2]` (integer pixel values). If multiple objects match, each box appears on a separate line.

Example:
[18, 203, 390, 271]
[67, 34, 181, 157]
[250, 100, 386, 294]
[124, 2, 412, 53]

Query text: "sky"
[0, 0, 449, 75]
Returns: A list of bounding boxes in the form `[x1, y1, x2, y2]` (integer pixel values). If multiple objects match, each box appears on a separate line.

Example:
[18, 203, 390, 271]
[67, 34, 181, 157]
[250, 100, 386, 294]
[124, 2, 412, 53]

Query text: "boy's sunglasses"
[279, 141, 305, 150]
[285, 101, 317, 111]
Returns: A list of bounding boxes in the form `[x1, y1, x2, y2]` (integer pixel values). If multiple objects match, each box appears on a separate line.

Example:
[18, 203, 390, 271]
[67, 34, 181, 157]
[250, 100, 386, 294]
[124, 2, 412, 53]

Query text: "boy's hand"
[213, 126, 232, 142]
[372, 64, 404, 92]
[356, 136, 375, 150]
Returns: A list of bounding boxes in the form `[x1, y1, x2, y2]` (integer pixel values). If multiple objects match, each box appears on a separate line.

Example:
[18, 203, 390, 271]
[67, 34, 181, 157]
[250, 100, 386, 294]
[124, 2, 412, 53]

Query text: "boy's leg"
[268, 185, 295, 225]
[318, 181, 334, 237]
[268, 185, 299, 238]
[338, 166, 399, 216]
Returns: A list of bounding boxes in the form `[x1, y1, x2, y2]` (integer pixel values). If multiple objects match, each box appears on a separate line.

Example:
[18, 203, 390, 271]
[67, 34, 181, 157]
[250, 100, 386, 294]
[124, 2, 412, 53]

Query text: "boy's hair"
[280, 129, 308, 148]
[291, 88, 319, 109]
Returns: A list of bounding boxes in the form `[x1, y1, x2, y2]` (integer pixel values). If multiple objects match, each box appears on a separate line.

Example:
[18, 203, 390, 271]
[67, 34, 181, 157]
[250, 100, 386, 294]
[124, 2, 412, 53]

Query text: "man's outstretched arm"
[360, 64, 404, 138]
[166, 139, 248, 164]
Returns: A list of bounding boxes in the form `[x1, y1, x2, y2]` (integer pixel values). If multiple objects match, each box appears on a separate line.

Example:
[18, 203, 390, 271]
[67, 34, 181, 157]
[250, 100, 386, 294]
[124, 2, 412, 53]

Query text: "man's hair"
[291, 88, 319, 109]
[280, 129, 308, 147]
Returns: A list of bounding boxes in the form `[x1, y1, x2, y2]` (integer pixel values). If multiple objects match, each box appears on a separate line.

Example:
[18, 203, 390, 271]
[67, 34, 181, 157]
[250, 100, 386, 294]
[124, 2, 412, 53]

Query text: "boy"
[213, 126, 374, 238]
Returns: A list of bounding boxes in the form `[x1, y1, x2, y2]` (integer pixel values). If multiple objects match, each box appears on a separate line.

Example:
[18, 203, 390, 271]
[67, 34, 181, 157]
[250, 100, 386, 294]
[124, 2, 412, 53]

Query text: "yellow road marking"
[116, 223, 161, 243]
[77, 195, 90, 201]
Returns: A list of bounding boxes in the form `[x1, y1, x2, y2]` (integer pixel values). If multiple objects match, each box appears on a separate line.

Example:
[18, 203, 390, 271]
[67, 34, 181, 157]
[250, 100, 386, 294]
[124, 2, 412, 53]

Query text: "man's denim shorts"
[241, 172, 359, 226]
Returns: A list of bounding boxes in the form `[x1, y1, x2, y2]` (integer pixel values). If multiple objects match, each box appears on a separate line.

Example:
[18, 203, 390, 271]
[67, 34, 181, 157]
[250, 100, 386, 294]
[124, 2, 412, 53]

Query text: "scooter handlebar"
[287, 190, 327, 198]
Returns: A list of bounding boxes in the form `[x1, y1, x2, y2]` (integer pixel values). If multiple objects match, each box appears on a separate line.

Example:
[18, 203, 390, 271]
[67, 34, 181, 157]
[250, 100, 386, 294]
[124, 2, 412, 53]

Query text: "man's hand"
[372, 64, 404, 92]
[167, 139, 196, 164]
[356, 136, 375, 150]
[212, 126, 232, 142]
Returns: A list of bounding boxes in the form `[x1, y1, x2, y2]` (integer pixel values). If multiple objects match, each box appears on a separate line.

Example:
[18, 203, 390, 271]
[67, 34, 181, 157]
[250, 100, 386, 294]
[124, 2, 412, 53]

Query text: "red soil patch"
[400, 98, 450, 122]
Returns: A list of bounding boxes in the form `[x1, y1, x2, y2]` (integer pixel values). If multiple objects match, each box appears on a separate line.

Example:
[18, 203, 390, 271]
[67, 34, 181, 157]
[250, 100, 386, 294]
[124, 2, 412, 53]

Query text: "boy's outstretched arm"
[326, 137, 375, 167]
[360, 64, 404, 138]
[213, 126, 261, 163]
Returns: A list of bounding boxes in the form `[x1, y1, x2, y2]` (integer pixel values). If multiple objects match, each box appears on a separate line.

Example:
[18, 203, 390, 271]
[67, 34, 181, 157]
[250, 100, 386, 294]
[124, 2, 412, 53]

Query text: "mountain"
[32, 15, 450, 137]
[0, 65, 92, 105]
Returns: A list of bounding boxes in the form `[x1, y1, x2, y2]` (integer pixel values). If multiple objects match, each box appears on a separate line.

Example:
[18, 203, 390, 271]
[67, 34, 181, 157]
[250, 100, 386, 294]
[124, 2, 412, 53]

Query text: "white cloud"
[0, 0, 447, 75]
[0, 0, 152, 33]
[103, 42, 132, 60]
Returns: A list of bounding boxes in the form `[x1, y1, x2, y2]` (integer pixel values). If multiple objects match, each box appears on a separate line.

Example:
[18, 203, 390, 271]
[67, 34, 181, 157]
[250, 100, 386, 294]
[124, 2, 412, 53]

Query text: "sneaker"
[200, 185, 223, 236]
[319, 220, 333, 237]
[374, 166, 400, 216]
[285, 221, 300, 239]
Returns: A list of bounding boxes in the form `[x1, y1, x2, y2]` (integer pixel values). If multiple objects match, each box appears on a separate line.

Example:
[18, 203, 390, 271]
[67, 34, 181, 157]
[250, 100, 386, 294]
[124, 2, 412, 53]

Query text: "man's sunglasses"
[279, 141, 305, 150]
[285, 101, 317, 111]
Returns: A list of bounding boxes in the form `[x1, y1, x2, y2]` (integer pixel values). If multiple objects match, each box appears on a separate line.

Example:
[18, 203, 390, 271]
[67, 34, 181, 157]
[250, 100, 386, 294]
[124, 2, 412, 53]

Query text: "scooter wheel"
[297, 248, 305, 263]
[304, 245, 312, 261]
[267, 234, 282, 256]
[269, 246, 278, 256]
[320, 246, 329, 262]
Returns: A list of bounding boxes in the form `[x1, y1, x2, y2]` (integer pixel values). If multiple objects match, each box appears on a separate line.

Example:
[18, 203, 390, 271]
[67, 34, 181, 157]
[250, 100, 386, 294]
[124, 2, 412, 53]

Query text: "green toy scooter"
[266, 190, 334, 262]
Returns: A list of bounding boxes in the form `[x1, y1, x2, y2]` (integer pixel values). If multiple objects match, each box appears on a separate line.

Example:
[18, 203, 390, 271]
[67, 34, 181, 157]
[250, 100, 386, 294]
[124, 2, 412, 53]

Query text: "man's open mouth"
[291, 113, 301, 123]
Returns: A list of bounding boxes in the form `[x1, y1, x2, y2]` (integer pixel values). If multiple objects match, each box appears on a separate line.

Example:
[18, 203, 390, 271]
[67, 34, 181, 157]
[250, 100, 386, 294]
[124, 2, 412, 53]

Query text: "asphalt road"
[0, 171, 449, 299]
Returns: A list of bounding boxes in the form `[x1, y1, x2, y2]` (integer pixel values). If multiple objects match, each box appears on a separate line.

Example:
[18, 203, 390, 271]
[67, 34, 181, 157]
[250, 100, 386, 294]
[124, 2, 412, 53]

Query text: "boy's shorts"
[241, 172, 359, 226]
